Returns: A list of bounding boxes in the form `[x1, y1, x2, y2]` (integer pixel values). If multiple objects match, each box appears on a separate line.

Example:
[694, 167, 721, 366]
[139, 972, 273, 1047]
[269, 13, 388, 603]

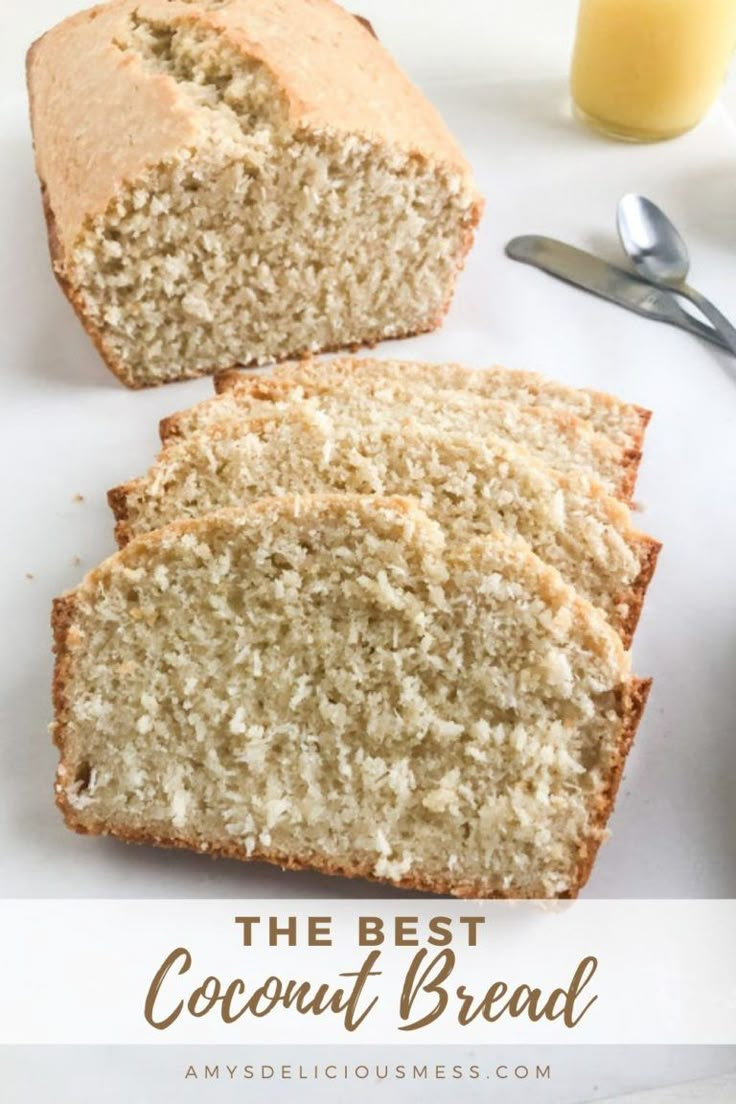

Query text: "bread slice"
[255, 356, 652, 454]
[27, 1, 482, 388]
[110, 412, 659, 645]
[160, 376, 637, 498]
[52, 495, 650, 898]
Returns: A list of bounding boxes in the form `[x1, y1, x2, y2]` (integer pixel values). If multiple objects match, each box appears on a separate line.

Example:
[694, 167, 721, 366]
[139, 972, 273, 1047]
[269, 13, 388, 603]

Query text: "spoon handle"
[681, 284, 736, 357]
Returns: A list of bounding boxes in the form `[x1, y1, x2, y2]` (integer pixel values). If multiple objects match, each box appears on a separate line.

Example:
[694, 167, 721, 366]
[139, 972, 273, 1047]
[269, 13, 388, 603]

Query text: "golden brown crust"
[620, 446, 642, 502]
[107, 482, 133, 543]
[572, 677, 652, 894]
[50, 593, 78, 755]
[619, 536, 661, 648]
[28, 37, 134, 387]
[52, 814, 570, 900]
[29, 0, 482, 255]
[352, 13, 378, 40]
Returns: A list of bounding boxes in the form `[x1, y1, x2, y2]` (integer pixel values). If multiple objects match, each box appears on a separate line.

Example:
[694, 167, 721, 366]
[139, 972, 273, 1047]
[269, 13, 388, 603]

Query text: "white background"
[1, 1, 736, 1099]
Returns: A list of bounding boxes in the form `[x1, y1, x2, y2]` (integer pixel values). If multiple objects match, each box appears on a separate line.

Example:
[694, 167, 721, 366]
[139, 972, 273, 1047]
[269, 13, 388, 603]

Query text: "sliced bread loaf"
[160, 376, 637, 498]
[53, 495, 649, 898]
[254, 356, 652, 453]
[110, 412, 659, 644]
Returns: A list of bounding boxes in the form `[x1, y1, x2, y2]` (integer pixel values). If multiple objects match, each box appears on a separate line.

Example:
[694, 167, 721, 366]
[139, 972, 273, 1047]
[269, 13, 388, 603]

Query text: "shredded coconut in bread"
[162, 373, 635, 497]
[53, 496, 649, 898]
[110, 411, 659, 643]
[260, 357, 651, 454]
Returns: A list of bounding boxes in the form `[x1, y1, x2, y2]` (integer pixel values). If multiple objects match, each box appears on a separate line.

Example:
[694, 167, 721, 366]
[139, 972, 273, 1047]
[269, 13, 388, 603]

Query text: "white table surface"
[1, 2, 735, 1099]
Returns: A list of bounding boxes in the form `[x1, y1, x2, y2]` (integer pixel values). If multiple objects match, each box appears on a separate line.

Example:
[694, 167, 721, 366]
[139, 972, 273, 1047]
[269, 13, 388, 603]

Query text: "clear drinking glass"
[571, 0, 736, 142]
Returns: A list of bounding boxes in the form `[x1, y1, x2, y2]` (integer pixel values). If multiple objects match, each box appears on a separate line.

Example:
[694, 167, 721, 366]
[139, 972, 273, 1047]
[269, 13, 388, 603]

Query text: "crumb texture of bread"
[162, 369, 635, 497]
[53, 496, 644, 899]
[112, 411, 659, 643]
[262, 357, 652, 453]
[27, 1, 482, 387]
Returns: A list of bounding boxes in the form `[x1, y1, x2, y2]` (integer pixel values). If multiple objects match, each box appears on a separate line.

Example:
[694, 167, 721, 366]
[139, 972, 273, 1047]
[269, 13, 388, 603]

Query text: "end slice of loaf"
[110, 412, 660, 645]
[28, 1, 482, 387]
[53, 495, 649, 898]
[160, 375, 637, 498]
[246, 356, 652, 454]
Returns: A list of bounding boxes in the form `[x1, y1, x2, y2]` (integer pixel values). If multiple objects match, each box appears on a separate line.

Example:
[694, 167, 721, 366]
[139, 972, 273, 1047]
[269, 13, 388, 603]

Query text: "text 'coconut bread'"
[52, 495, 650, 899]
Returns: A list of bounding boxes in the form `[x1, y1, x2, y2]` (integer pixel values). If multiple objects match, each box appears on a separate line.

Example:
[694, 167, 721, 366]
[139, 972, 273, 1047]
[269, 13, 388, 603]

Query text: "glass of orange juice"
[571, 0, 736, 141]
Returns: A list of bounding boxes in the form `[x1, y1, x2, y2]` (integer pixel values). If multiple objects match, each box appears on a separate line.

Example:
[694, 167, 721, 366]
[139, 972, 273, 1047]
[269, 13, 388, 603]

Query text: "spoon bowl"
[616, 192, 736, 356]
[617, 194, 691, 285]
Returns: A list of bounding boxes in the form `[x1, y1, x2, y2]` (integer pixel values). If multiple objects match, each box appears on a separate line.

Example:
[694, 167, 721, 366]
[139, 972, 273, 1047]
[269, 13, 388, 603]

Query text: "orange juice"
[571, 0, 736, 141]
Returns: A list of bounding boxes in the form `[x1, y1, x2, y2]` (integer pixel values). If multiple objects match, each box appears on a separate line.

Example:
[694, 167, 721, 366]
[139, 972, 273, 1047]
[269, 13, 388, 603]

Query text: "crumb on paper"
[72, 556, 82, 567]
[25, 573, 34, 581]
[72, 493, 85, 504]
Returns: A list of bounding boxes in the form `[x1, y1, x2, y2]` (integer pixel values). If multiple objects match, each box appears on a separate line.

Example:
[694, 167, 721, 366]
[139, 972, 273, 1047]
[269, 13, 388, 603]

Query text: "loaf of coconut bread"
[53, 496, 650, 899]
[27, 0, 482, 387]
[51, 358, 658, 896]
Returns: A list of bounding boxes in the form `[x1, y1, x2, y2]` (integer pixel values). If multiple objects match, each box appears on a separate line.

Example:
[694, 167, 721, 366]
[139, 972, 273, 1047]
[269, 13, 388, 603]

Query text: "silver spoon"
[617, 193, 736, 357]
